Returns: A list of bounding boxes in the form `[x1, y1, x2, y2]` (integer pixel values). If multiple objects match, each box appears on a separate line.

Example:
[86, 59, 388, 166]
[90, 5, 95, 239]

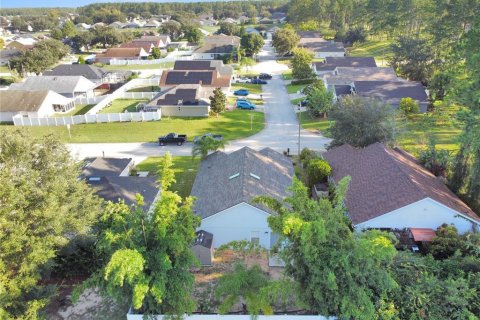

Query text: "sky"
[1, 0, 225, 9]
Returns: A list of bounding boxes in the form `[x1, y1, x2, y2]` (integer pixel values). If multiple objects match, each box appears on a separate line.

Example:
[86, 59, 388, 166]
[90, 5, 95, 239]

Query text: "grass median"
[2, 109, 265, 143]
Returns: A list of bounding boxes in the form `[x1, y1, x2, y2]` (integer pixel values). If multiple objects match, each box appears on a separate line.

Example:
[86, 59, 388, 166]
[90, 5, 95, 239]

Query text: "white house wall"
[199, 202, 272, 249]
[356, 198, 479, 234]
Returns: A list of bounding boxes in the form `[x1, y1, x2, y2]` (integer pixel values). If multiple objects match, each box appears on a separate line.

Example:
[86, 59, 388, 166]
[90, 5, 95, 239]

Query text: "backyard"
[100, 61, 174, 71]
[136, 156, 200, 198]
[2, 109, 265, 143]
[54, 104, 95, 117]
[348, 38, 393, 67]
[98, 99, 148, 114]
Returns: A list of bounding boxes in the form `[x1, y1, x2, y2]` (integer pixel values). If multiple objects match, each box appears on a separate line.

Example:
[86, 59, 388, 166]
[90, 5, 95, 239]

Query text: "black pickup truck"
[158, 133, 187, 146]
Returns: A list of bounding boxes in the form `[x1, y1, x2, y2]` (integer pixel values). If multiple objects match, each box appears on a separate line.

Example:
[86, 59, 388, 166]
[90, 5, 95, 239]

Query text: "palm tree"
[191, 136, 225, 159]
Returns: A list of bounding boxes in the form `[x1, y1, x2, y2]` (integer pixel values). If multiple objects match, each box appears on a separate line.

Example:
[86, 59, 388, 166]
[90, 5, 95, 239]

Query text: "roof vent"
[250, 173, 260, 180]
[229, 173, 240, 180]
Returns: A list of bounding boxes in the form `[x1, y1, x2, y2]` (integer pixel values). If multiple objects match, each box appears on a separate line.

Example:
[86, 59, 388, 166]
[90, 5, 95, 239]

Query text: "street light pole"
[298, 109, 301, 156]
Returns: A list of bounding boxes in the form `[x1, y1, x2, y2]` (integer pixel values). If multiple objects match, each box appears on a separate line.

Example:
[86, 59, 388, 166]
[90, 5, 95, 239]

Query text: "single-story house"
[271, 12, 287, 23]
[144, 19, 161, 28]
[191, 230, 214, 266]
[159, 69, 231, 94]
[172, 59, 233, 79]
[323, 67, 399, 88]
[352, 80, 429, 112]
[222, 18, 238, 24]
[312, 56, 377, 75]
[81, 157, 160, 212]
[191, 147, 295, 249]
[0, 48, 20, 66]
[119, 41, 154, 53]
[297, 31, 322, 38]
[323, 143, 480, 234]
[204, 34, 241, 46]
[6, 38, 36, 51]
[300, 40, 345, 58]
[144, 84, 210, 117]
[92, 22, 106, 28]
[95, 48, 149, 64]
[0, 90, 75, 122]
[191, 43, 237, 60]
[9, 75, 96, 99]
[122, 21, 144, 29]
[43, 64, 107, 85]
[109, 21, 126, 29]
[134, 35, 171, 48]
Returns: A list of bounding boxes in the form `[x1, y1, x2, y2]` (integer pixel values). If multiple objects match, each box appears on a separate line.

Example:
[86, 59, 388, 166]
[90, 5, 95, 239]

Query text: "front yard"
[287, 84, 306, 94]
[231, 83, 263, 95]
[136, 156, 200, 198]
[98, 99, 148, 114]
[297, 111, 332, 137]
[2, 109, 265, 143]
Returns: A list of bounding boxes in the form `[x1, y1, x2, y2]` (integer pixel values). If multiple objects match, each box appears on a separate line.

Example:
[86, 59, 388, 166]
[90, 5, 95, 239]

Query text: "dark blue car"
[234, 89, 249, 96]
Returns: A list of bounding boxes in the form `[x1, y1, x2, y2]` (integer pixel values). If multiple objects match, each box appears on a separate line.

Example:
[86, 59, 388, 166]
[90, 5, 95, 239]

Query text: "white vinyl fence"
[13, 111, 161, 126]
[109, 52, 193, 66]
[74, 95, 108, 105]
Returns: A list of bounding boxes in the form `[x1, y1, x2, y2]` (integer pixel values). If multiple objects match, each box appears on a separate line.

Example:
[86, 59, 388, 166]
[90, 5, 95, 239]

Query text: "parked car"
[158, 133, 187, 146]
[236, 100, 256, 110]
[301, 85, 313, 95]
[234, 89, 249, 96]
[251, 79, 267, 85]
[235, 77, 251, 84]
[193, 133, 223, 144]
[259, 73, 272, 80]
[298, 99, 309, 107]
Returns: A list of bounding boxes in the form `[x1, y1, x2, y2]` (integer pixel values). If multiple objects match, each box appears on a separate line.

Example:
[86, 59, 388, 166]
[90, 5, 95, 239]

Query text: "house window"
[251, 231, 260, 245]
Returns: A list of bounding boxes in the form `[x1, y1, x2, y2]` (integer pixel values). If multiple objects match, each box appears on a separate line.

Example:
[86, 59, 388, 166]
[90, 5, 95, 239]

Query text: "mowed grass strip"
[297, 111, 332, 137]
[2, 109, 265, 143]
[136, 156, 200, 198]
[231, 83, 263, 95]
[99, 99, 148, 114]
[287, 84, 306, 94]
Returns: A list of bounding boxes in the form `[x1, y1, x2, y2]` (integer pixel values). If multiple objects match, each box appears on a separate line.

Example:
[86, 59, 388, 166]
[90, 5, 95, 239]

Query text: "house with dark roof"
[297, 31, 322, 38]
[271, 12, 287, 23]
[145, 84, 210, 117]
[299, 40, 345, 58]
[43, 64, 131, 85]
[191, 147, 294, 249]
[192, 35, 240, 60]
[353, 80, 429, 112]
[173, 59, 233, 79]
[159, 69, 231, 93]
[312, 56, 377, 75]
[323, 143, 480, 234]
[0, 48, 20, 66]
[0, 90, 75, 122]
[95, 47, 149, 64]
[81, 157, 160, 212]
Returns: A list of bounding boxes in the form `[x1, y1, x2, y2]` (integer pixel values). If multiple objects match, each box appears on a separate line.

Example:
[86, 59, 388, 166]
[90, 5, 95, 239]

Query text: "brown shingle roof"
[119, 41, 153, 52]
[323, 143, 479, 224]
[0, 90, 50, 112]
[97, 47, 146, 58]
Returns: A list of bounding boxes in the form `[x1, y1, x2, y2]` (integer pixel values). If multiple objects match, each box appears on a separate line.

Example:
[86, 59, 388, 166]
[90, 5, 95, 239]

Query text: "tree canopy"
[272, 27, 299, 56]
[291, 47, 315, 80]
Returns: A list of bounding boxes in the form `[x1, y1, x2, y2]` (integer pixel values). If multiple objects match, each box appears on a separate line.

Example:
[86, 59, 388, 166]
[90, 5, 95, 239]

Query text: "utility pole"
[298, 109, 301, 156]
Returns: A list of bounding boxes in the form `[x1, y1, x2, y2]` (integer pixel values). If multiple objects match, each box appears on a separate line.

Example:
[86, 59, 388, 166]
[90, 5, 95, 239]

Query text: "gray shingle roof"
[43, 64, 105, 81]
[300, 40, 345, 52]
[9, 76, 96, 95]
[313, 57, 377, 72]
[81, 157, 132, 178]
[191, 147, 294, 219]
[87, 176, 159, 211]
[0, 90, 70, 112]
[324, 67, 399, 85]
[194, 43, 236, 54]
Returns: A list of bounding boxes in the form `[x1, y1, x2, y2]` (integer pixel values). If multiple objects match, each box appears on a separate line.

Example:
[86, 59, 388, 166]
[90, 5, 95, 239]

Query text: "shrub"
[305, 158, 331, 188]
[399, 97, 420, 115]
[418, 139, 451, 177]
[300, 147, 317, 167]
[291, 78, 316, 85]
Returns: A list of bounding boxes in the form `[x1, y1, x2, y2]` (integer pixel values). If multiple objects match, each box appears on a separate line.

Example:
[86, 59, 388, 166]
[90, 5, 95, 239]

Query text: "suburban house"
[81, 157, 160, 212]
[312, 56, 377, 75]
[323, 67, 399, 87]
[134, 35, 171, 48]
[297, 31, 322, 38]
[323, 143, 480, 234]
[352, 80, 429, 112]
[43, 64, 107, 85]
[95, 47, 149, 64]
[192, 35, 240, 60]
[299, 39, 346, 58]
[109, 21, 125, 29]
[159, 67, 231, 94]
[75, 23, 91, 30]
[223, 18, 238, 24]
[0, 48, 20, 66]
[144, 84, 210, 117]
[6, 37, 36, 51]
[0, 90, 75, 122]
[172, 59, 233, 79]
[271, 12, 287, 23]
[119, 41, 154, 53]
[190, 147, 295, 249]
[144, 19, 161, 28]
[9, 75, 96, 99]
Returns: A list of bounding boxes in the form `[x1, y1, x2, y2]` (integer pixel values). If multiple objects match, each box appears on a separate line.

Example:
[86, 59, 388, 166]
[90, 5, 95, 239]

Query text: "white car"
[235, 77, 251, 84]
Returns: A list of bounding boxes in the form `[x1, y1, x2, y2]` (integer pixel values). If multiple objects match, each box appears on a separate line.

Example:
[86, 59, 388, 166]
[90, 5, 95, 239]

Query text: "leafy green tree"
[184, 27, 203, 43]
[305, 158, 331, 188]
[0, 130, 100, 319]
[329, 96, 395, 148]
[151, 47, 162, 59]
[240, 33, 264, 57]
[61, 20, 77, 38]
[429, 224, 463, 260]
[217, 21, 239, 36]
[10, 16, 29, 31]
[390, 36, 435, 84]
[160, 20, 182, 40]
[76, 152, 200, 315]
[306, 81, 334, 117]
[71, 31, 94, 50]
[78, 56, 86, 64]
[215, 263, 272, 315]
[418, 138, 451, 177]
[255, 177, 398, 319]
[209, 87, 227, 116]
[91, 26, 124, 48]
[291, 47, 315, 80]
[50, 28, 64, 40]
[192, 136, 225, 160]
[399, 97, 420, 115]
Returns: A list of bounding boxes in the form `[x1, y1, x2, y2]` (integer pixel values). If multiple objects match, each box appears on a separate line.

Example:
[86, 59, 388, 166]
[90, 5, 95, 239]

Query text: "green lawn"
[55, 104, 95, 117]
[282, 71, 293, 80]
[396, 106, 461, 155]
[127, 86, 160, 92]
[0, 65, 12, 73]
[101, 61, 174, 71]
[287, 84, 306, 94]
[228, 96, 263, 106]
[297, 111, 332, 137]
[231, 83, 263, 95]
[136, 156, 200, 198]
[348, 38, 393, 66]
[291, 97, 304, 105]
[2, 109, 265, 143]
[200, 25, 220, 34]
[99, 99, 148, 114]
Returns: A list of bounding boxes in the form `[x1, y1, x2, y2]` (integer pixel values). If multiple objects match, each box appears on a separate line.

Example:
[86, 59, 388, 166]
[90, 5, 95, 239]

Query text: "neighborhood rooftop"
[8, 76, 96, 94]
[149, 84, 208, 106]
[43, 64, 106, 80]
[323, 143, 478, 225]
[191, 147, 295, 219]
[81, 157, 132, 178]
[313, 56, 377, 71]
[0, 90, 66, 112]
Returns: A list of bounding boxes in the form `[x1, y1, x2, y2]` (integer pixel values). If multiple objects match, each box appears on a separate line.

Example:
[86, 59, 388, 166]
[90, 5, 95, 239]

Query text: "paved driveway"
[68, 40, 331, 162]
